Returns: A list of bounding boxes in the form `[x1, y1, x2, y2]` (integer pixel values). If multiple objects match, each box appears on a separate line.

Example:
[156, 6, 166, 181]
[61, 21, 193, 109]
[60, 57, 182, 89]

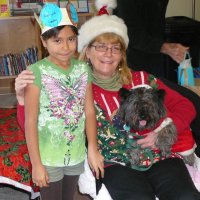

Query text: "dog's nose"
[139, 112, 147, 120]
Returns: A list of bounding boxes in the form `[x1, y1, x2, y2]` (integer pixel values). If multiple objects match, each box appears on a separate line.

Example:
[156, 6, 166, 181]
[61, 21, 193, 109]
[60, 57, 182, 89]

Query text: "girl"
[24, 4, 104, 200]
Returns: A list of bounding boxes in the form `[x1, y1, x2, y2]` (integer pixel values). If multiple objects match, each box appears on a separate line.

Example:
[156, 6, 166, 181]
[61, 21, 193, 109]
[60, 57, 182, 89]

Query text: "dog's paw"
[156, 123, 177, 156]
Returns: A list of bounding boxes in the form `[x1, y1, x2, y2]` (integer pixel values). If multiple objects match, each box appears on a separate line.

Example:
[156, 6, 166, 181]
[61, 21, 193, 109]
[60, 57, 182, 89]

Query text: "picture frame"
[77, 0, 89, 13]
[62, 0, 89, 13]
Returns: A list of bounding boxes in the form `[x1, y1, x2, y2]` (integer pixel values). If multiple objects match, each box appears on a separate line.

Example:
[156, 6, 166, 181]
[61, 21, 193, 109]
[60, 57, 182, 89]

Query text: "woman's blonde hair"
[79, 32, 132, 85]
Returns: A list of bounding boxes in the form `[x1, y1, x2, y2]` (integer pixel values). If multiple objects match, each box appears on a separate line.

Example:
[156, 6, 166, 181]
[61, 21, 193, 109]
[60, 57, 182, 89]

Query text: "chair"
[159, 77, 200, 157]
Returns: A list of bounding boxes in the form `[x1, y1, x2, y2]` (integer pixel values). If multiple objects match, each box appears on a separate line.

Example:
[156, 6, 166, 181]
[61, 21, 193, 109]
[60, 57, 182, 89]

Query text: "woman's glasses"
[91, 44, 121, 54]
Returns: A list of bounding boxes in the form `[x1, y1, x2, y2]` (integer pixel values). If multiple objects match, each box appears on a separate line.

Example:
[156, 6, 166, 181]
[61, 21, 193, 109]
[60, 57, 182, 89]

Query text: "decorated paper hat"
[34, 3, 78, 34]
[78, 0, 129, 52]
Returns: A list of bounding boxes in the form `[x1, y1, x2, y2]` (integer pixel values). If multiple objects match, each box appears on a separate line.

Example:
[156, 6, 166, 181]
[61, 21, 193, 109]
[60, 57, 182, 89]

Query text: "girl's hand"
[137, 131, 158, 149]
[88, 147, 104, 179]
[15, 70, 35, 105]
[32, 164, 49, 188]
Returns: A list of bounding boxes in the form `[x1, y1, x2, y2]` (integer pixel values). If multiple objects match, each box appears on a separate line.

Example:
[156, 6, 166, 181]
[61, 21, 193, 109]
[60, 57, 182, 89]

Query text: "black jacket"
[114, 0, 169, 77]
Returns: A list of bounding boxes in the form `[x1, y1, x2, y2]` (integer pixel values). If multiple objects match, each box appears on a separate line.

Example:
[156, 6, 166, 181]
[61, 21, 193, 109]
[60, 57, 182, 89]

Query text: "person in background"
[114, 0, 189, 78]
[22, 3, 104, 200]
[15, 1, 200, 199]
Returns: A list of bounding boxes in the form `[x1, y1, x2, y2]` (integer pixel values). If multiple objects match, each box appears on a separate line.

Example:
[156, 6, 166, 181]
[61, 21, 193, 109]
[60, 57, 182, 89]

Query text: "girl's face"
[42, 26, 77, 69]
[86, 41, 122, 79]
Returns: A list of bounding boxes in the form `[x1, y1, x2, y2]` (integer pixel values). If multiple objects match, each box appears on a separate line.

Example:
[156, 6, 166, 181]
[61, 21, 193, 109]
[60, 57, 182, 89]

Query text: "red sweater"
[17, 71, 196, 155]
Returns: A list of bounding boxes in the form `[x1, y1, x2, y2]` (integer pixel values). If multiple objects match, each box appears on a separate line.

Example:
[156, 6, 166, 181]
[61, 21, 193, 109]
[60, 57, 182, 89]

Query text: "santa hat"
[78, 0, 129, 52]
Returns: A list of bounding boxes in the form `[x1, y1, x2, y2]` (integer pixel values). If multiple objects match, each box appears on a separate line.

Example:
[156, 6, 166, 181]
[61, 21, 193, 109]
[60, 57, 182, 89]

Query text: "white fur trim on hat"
[95, 0, 117, 11]
[78, 14, 129, 52]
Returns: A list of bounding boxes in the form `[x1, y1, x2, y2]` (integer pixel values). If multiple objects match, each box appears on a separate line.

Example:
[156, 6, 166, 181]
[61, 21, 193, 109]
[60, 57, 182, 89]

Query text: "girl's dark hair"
[41, 25, 78, 41]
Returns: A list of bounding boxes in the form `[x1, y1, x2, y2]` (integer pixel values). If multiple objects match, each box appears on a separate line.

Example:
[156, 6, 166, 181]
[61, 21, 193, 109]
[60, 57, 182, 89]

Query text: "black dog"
[118, 87, 178, 167]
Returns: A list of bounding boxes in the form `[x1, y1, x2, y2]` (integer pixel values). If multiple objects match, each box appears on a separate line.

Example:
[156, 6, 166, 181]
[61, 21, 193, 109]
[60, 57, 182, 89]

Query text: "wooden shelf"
[0, 15, 35, 20]
[0, 75, 17, 79]
[0, 12, 94, 107]
[78, 13, 93, 17]
[0, 16, 42, 105]
[0, 16, 42, 58]
[0, 93, 17, 108]
[78, 13, 93, 27]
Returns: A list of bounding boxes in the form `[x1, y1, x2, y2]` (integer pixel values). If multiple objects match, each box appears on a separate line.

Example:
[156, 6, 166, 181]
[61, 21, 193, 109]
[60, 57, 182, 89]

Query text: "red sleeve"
[156, 78, 196, 134]
[17, 103, 25, 132]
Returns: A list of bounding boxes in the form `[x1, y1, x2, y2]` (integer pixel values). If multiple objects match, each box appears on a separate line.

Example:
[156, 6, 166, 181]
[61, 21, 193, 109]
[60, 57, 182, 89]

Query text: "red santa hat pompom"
[95, 0, 117, 15]
[78, 0, 129, 52]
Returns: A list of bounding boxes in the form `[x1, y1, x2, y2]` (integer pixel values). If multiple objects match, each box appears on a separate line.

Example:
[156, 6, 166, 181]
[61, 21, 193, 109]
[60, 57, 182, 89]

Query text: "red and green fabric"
[95, 104, 182, 171]
[0, 108, 40, 199]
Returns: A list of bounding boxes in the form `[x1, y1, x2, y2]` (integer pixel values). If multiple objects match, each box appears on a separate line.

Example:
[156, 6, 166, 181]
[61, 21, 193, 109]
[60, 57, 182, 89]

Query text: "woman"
[15, 1, 200, 200]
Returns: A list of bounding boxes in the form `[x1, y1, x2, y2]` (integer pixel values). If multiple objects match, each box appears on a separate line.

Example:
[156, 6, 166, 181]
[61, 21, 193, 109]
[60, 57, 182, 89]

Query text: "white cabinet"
[166, 0, 200, 21]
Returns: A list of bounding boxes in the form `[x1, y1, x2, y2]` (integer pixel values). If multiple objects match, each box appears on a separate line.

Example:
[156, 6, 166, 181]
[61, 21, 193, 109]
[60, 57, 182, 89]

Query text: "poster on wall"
[0, 0, 10, 17]
[77, 0, 89, 13]
[61, 0, 88, 13]
[9, 0, 43, 15]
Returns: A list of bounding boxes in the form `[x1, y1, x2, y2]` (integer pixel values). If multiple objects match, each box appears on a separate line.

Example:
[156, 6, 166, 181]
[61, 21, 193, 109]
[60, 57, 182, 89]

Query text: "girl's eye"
[68, 36, 77, 42]
[54, 39, 61, 43]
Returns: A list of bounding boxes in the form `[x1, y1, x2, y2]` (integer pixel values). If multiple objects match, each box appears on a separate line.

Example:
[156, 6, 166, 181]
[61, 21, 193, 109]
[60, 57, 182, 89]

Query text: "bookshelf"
[0, 16, 42, 107]
[78, 12, 94, 27]
[0, 13, 93, 107]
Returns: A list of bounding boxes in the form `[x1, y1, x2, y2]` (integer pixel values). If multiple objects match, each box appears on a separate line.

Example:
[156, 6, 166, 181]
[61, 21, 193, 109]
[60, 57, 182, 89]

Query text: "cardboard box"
[195, 78, 200, 86]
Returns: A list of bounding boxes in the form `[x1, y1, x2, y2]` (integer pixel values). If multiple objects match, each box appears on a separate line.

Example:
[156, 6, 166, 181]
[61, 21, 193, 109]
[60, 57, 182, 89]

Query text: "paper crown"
[35, 3, 78, 34]
[78, 0, 129, 52]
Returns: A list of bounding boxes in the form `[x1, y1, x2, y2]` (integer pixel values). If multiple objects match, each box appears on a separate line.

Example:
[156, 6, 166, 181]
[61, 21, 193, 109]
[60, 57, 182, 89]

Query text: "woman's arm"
[24, 83, 49, 187]
[84, 83, 104, 179]
[15, 70, 35, 130]
[15, 70, 35, 105]
[17, 104, 25, 132]
[157, 79, 196, 133]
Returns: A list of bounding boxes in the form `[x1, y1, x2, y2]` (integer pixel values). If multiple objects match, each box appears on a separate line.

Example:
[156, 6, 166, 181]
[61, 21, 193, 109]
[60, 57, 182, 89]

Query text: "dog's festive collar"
[128, 117, 173, 135]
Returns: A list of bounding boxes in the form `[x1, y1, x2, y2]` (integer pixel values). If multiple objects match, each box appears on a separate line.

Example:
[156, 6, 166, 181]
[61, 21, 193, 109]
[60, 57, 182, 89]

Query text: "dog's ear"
[119, 88, 131, 103]
[157, 89, 166, 102]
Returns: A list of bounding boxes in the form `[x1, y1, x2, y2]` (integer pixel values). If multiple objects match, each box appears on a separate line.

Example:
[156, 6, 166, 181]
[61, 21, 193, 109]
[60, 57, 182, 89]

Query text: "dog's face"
[119, 87, 166, 131]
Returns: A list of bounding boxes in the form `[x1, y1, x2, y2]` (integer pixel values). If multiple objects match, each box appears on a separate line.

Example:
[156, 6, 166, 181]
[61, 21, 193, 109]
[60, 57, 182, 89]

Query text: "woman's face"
[86, 41, 122, 79]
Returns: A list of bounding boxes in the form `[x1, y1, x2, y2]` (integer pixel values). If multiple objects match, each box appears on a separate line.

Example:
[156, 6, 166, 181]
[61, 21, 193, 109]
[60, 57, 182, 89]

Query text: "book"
[0, 47, 38, 76]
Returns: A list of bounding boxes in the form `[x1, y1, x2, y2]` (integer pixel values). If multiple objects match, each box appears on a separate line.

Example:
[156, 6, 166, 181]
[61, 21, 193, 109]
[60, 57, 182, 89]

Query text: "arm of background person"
[115, 0, 188, 63]
[161, 42, 189, 63]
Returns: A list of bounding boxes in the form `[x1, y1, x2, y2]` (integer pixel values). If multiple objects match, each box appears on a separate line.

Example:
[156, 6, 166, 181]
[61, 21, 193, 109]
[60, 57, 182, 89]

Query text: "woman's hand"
[32, 164, 49, 188]
[137, 131, 158, 149]
[87, 146, 104, 179]
[15, 70, 35, 105]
